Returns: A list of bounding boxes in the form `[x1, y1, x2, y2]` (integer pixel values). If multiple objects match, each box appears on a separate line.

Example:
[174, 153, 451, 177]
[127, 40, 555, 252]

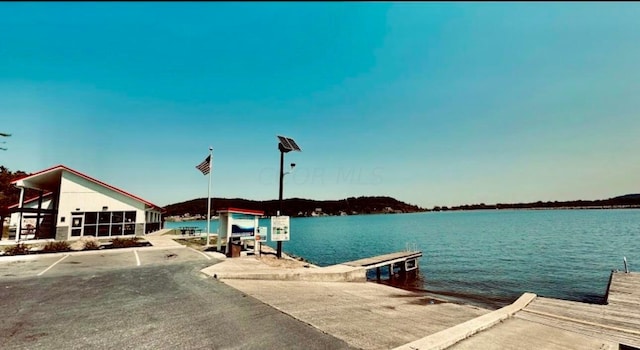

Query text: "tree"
[0, 167, 31, 209]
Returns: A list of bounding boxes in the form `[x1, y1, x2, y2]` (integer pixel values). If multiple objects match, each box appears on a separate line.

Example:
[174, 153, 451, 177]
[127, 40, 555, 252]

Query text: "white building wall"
[57, 171, 146, 226]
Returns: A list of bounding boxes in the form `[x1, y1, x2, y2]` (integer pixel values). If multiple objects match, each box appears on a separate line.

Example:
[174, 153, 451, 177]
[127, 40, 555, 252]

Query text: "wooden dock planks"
[519, 272, 640, 347]
[342, 251, 422, 269]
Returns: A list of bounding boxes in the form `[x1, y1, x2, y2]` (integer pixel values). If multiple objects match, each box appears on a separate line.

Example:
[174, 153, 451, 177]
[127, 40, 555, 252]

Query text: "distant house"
[8, 165, 164, 241]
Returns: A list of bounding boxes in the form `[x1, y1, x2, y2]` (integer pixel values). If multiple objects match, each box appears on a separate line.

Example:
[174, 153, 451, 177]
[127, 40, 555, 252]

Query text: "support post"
[16, 187, 24, 242]
[206, 147, 213, 247]
[277, 149, 284, 259]
[376, 267, 381, 282]
[34, 190, 43, 239]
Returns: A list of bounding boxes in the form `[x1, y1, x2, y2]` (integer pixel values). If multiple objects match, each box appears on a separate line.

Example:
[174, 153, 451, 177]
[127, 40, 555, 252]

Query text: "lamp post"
[276, 136, 301, 259]
[0, 132, 10, 151]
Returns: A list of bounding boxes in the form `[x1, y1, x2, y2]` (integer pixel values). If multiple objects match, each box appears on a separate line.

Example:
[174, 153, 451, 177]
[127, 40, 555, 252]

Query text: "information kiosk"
[217, 208, 264, 257]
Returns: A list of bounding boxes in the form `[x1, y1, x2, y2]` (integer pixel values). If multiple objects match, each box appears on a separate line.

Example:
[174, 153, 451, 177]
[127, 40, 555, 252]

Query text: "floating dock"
[518, 271, 640, 348]
[434, 271, 640, 349]
[343, 250, 422, 282]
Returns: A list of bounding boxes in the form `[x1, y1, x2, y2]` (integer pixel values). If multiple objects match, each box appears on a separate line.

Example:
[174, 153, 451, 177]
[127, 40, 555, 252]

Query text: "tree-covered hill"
[163, 196, 426, 217]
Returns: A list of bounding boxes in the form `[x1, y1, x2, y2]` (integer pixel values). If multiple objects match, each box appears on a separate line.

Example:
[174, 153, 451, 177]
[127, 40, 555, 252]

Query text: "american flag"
[196, 155, 211, 175]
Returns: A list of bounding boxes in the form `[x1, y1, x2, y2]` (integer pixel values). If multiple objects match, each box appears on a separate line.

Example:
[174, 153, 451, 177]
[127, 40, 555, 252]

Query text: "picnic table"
[179, 226, 203, 236]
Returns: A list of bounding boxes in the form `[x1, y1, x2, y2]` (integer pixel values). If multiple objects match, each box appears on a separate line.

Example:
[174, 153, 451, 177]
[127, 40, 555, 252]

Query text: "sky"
[1, 2, 640, 209]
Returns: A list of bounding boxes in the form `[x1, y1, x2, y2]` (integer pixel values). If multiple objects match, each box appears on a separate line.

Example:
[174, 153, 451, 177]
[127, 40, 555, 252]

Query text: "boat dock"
[517, 271, 640, 348]
[420, 271, 640, 349]
[342, 250, 422, 282]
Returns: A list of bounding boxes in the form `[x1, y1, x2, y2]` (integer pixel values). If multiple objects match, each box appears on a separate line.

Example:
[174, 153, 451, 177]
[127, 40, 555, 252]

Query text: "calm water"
[166, 209, 640, 308]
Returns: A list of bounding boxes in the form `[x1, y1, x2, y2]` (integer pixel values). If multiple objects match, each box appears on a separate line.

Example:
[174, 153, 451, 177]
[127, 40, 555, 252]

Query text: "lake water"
[165, 209, 640, 309]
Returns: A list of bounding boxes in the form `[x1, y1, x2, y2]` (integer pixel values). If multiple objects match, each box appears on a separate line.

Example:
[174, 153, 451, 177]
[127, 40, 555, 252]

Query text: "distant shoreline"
[163, 205, 640, 222]
[432, 205, 640, 212]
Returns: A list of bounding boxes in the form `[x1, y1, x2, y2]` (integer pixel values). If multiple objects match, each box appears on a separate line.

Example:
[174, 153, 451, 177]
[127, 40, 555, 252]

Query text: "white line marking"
[188, 247, 211, 260]
[38, 255, 69, 276]
[134, 249, 141, 266]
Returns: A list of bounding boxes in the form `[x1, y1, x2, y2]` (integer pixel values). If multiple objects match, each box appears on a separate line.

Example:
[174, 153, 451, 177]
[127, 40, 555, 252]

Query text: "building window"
[110, 224, 123, 235]
[99, 212, 111, 224]
[124, 224, 135, 235]
[72, 211, 137, 238]
[125, 211, 136, 223]
[60, 217, 65, 223]
[112, 211, 124, 223]
[98, 224, 110, 237]
[85, 212, 97, 225]
[84, 225, 96, 236]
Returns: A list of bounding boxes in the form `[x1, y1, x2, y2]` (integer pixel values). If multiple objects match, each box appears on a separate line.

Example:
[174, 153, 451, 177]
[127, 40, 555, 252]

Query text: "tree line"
[432, 195, 640, 212]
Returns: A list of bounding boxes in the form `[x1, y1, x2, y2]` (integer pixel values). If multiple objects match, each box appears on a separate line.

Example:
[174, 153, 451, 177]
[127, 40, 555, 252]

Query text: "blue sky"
[2, 2, 639, 208]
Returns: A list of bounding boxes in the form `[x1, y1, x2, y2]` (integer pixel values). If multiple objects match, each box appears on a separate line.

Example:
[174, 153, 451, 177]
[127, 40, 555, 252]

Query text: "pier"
[517, 271, 640, 348]
[343, 251, 422, 282]
[424, 271, 640, 349]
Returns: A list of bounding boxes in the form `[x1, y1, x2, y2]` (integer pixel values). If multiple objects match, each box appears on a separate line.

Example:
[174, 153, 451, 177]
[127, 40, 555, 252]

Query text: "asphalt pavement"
[0, 248, 354, 350]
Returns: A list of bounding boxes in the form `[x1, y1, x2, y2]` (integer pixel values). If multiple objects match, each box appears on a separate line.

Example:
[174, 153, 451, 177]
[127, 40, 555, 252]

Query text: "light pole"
[0, 132, 10, 151]
[276, 135, 301, 258]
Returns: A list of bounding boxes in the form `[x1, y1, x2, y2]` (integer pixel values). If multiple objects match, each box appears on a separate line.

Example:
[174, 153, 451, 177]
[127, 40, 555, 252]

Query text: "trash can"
[227, 242, 242, 258]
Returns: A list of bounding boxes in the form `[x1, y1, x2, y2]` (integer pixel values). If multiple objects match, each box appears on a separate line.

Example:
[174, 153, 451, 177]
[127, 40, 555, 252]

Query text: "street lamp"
[0, 132, 10, 151]
[276, 135, 301, 258]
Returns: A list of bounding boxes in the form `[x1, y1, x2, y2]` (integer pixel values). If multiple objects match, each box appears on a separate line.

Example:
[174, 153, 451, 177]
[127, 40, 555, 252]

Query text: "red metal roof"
[217, 207, 265, 216]
[11, 165, 165, 212]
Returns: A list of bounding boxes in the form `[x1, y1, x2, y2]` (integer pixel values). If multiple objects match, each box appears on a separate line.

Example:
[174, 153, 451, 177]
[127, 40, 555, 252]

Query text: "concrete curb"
[392, 292, 537, 350]
[210, 270, 367, 282]
[200, 260, 367, 282]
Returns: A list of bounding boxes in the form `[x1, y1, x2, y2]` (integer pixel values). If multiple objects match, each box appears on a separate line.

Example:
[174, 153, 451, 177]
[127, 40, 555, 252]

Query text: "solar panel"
[277, 135, 301, 152]
[287, 138, 301, 151]
[277, 136, 291, 150]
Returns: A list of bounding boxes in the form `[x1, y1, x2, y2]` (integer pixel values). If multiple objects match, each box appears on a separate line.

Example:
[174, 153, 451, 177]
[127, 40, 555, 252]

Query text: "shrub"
[83, 239, 100, 250]
[111, 237, 139, 248]
[70, 236, 100, 251]
[4, 243, 29, 256]
[42, 241, 71, 253]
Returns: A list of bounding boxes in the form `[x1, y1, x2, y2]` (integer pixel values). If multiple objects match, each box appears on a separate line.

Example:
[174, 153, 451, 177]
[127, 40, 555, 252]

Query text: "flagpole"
[206, 146, 213, 246]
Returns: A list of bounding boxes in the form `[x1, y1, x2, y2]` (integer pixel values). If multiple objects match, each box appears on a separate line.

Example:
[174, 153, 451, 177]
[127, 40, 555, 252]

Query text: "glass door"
[71, 215, 83, 237]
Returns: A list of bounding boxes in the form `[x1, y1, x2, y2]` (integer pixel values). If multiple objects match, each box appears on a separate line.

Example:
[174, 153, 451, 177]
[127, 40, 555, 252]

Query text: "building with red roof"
[8, 165, 164, 241]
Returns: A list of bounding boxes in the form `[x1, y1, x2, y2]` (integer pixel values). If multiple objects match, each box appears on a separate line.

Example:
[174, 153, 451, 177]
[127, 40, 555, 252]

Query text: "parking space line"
[134, 249, 141, 266]
[37, 255, 69, 276]
[188, 247, 212, 260]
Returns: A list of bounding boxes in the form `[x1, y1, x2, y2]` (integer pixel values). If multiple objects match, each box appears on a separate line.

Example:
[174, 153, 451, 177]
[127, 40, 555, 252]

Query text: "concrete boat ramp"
[201, 251, 640, 350]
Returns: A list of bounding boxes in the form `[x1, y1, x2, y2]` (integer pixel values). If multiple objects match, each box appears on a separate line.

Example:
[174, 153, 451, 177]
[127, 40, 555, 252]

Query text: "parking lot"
[0, 247, 212, 278]
[0, 247, 353, 350]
